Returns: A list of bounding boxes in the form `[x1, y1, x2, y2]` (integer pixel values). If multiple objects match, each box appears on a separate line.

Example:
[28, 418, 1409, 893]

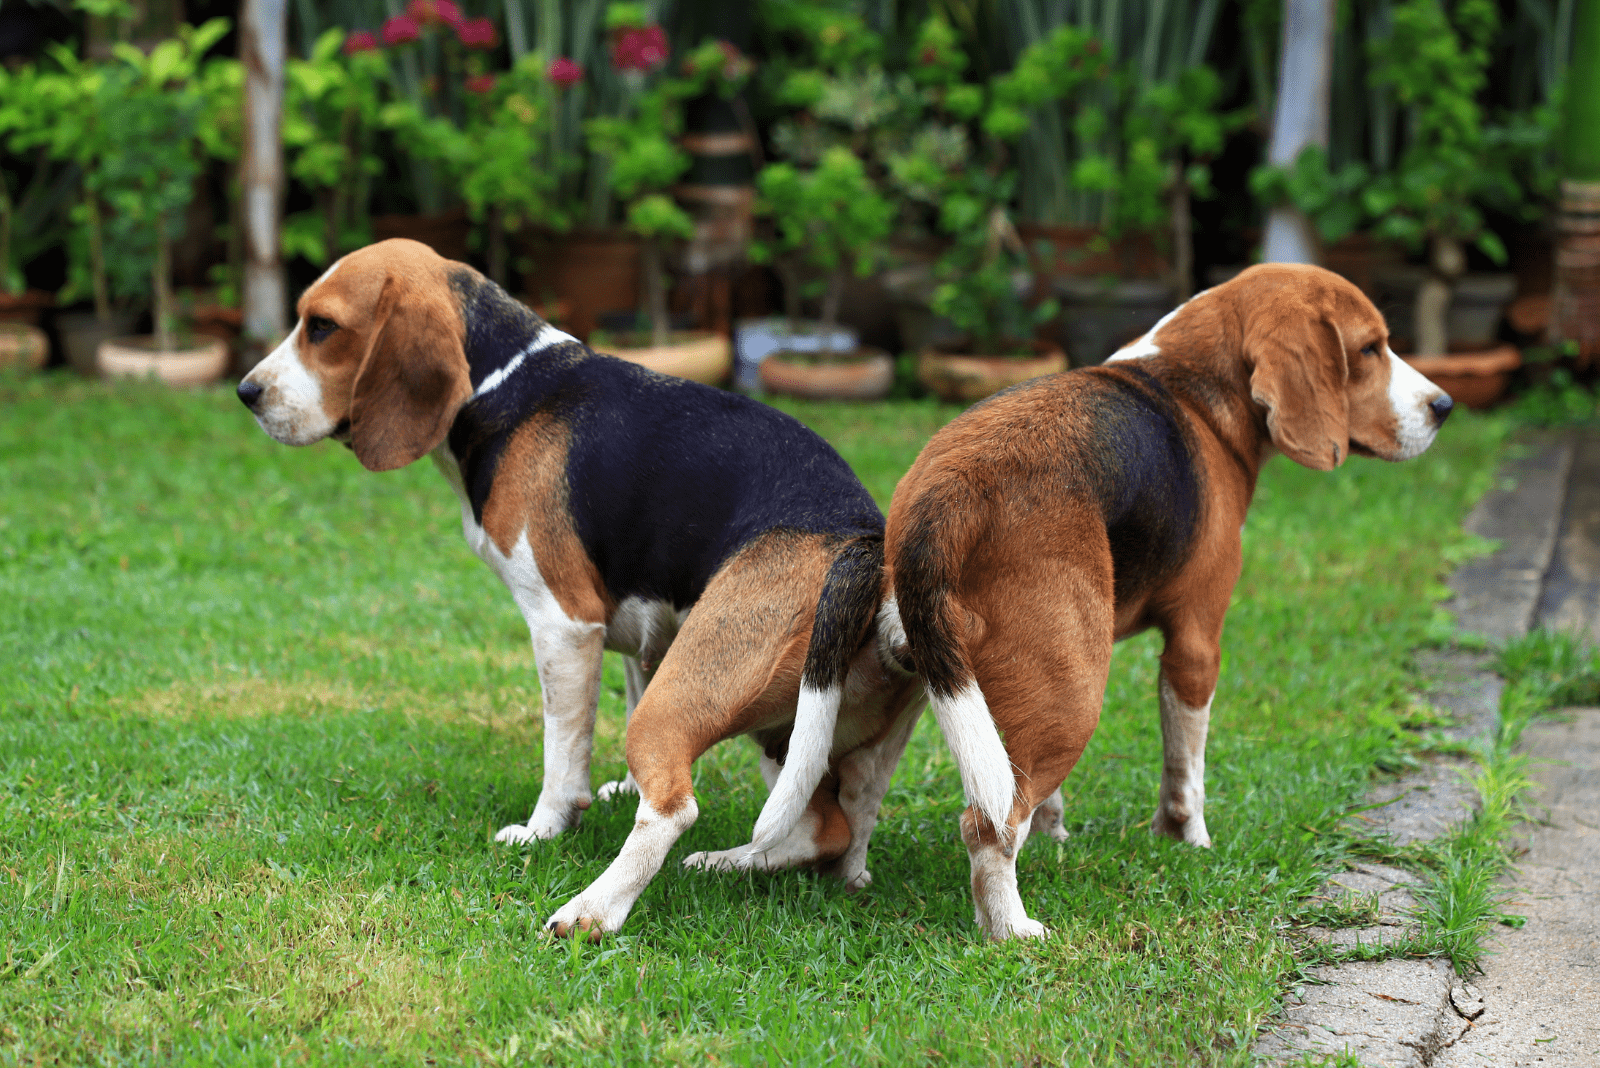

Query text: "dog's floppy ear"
[350, 275, 472, 472]
[1247, 315, 1350, 471]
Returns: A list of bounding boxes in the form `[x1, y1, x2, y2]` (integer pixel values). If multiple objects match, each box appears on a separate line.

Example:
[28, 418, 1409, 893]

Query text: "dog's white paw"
[995, 917, 1050, 940]
[842, 867, 872, 892]
[546, 894, 626, 942]
[682, 847, 758, 873]
[596, 776, 639, 802]
[1151, 808, 1211, 848]
[495, 805, 581, 845]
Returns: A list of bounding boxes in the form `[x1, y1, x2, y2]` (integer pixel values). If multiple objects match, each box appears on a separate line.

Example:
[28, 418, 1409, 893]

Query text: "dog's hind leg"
[596, 656, 649, 802]
[1150, 622, 1221, 847]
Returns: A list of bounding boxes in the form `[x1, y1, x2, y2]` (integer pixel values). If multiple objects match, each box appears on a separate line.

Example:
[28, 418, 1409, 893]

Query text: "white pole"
[1261, 0, 1334, 265]
[240, 0, 289, 369]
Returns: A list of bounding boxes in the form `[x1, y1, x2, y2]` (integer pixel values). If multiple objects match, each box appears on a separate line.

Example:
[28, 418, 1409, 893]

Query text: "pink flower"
[455, 16, 498, 49]
[381, 14, 420, 45]
[465, 73, 496, 94]
[406, 0, 463, 26]
[342, 29, 379, 54]
[611, 24, 668, 72]
[546, 56, 584, 87]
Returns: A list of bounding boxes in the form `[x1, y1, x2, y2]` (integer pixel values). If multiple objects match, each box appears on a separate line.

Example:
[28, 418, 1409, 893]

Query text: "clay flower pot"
[1402, 345, 1521, 410]
[0, 322, 49, 370]
[917, 344, 1068, 403]
[759, 345, 895, 400]
[598, 331, 732, 386]
[97, 335, 230, 387]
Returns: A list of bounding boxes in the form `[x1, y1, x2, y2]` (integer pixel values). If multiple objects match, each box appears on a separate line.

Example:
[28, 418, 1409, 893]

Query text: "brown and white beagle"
[871, 263, 1453, 939]
[237, 239, 923, 937]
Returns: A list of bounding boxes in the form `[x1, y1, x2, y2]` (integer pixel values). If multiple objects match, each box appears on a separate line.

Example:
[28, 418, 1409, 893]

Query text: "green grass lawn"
[0, 372, 1507, 1066]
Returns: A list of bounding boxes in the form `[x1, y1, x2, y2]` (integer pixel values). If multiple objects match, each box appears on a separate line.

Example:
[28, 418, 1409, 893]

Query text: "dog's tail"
[892, 485, 1017, 837]
[749, 536, 883, 855]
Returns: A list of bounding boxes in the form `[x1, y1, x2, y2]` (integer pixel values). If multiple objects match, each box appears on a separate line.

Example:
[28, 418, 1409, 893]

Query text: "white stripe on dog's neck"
[473, 325, 579, 398]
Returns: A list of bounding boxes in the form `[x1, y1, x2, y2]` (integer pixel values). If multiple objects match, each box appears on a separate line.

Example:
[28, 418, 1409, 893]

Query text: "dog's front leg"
[596, 656, 648, 802]
[496, 619, 605, 843]
[1151, 644, 1217, 848]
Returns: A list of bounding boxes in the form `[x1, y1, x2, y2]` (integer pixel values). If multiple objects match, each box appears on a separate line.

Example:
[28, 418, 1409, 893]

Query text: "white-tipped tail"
[748, 683, 840, 853]
[930, 680, 1016, 834]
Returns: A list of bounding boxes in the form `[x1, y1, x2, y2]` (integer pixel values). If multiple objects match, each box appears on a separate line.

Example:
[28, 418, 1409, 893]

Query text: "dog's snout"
[237, 379, 265, 410]
[1430, 394, 1454, 425]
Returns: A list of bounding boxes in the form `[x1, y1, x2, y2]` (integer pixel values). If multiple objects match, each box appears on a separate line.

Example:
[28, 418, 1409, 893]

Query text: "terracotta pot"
[58, 311, 140, 377]
[1017, 224, 1169, 281]
[759, 346, 895, 401]
[0, 289, 55, 328]
[599, 331, 731, 386]
[373, 208, 472, 263]
[917, 344, 1068, 403]
[0, 322, 49, 370]
[97, 335, 229, 387]
[523, 229, 643, 342]
[1402, 346, 1521, 410]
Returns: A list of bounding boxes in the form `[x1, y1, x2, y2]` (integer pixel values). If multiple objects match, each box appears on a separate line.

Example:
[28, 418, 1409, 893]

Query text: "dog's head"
[1230, 263, 1452, 471]
[237, 239, 473, 472]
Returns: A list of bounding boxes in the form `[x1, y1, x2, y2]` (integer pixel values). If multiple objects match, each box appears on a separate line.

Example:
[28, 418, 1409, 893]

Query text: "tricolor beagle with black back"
[870, 263, 1452, 939]
[237, 239, 923, 937]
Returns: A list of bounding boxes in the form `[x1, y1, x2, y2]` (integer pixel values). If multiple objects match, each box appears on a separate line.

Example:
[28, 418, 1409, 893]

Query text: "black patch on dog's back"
[1077, 366, 1203, 605]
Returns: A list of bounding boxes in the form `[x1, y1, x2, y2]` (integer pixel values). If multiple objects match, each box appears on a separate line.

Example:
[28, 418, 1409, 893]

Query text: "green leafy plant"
[753, 146, 893, 354]
[94, 18, 231, 350]
[586, 11, 751, 346]
[0, 65, 78, 298]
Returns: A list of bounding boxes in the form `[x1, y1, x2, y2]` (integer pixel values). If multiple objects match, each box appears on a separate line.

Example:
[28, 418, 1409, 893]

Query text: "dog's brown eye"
[1360, 344, 1378, 358]
[306, 316, 338, 344]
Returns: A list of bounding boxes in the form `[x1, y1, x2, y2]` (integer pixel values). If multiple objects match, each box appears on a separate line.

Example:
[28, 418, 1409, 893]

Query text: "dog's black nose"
[236, 379, 264, 410]
[1430, 394, 1454, 425]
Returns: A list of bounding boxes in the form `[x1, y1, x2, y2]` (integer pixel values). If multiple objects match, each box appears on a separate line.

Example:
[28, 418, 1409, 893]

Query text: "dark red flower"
[405, 0, 463, 26]
[342, 29, 379, 54]
[455, 16, 498, 49]
[465, 73, 496, 94]
[611, 24, 668, 72]
[547, 56, 585, 88]
[381, 14, 420, 45]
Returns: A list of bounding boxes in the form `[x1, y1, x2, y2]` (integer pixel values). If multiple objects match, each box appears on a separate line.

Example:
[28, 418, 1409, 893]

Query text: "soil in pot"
[373, 208, 472, 263]
[1401, 345, 1521, 410]
[593, 331, 731, 386]
[917, 342, 1068, 403]
[1051, 277, 1176, 366]
[522, 230, 643, 343]
[0, 322, 49, 370]
[0, 289, 55, 328]
[759, 345, 894, 401]
[97, 335, 229, 388]
[59, 311, 140, 377]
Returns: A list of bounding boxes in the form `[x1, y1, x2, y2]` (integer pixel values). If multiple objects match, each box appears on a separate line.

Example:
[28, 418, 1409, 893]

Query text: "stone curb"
[1252, 432, 1574, 1067]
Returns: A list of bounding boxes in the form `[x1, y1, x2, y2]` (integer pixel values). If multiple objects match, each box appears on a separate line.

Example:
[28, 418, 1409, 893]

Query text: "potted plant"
[0, 62, 75, 367]
[915, 172, 1065, 403]
[1361, 0, 1525, 405]
[583, 13, 741, 384]
[92, 19, 232, 386]
[751, 145, 895, 399]
[985, 9, 1238, 362]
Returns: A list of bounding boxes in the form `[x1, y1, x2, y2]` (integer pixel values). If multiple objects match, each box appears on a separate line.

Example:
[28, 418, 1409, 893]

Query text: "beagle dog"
[870, 264, 1453, 939]
[237, 239, 923, 937]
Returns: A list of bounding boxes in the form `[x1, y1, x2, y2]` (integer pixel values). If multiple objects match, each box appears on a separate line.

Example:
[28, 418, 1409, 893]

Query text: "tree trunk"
[86, 195, 110, 321]
[154, 218, 174, 352]
[1415, 233, 1465, 357]
[644, 238, 669, 348]
[241, 0, 289, 368]
[1261, 0, 1334, 265]
[820, 269, 843, 350]
[1551, 0, 1600, 366]
[1169, 164, 1193, 301]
